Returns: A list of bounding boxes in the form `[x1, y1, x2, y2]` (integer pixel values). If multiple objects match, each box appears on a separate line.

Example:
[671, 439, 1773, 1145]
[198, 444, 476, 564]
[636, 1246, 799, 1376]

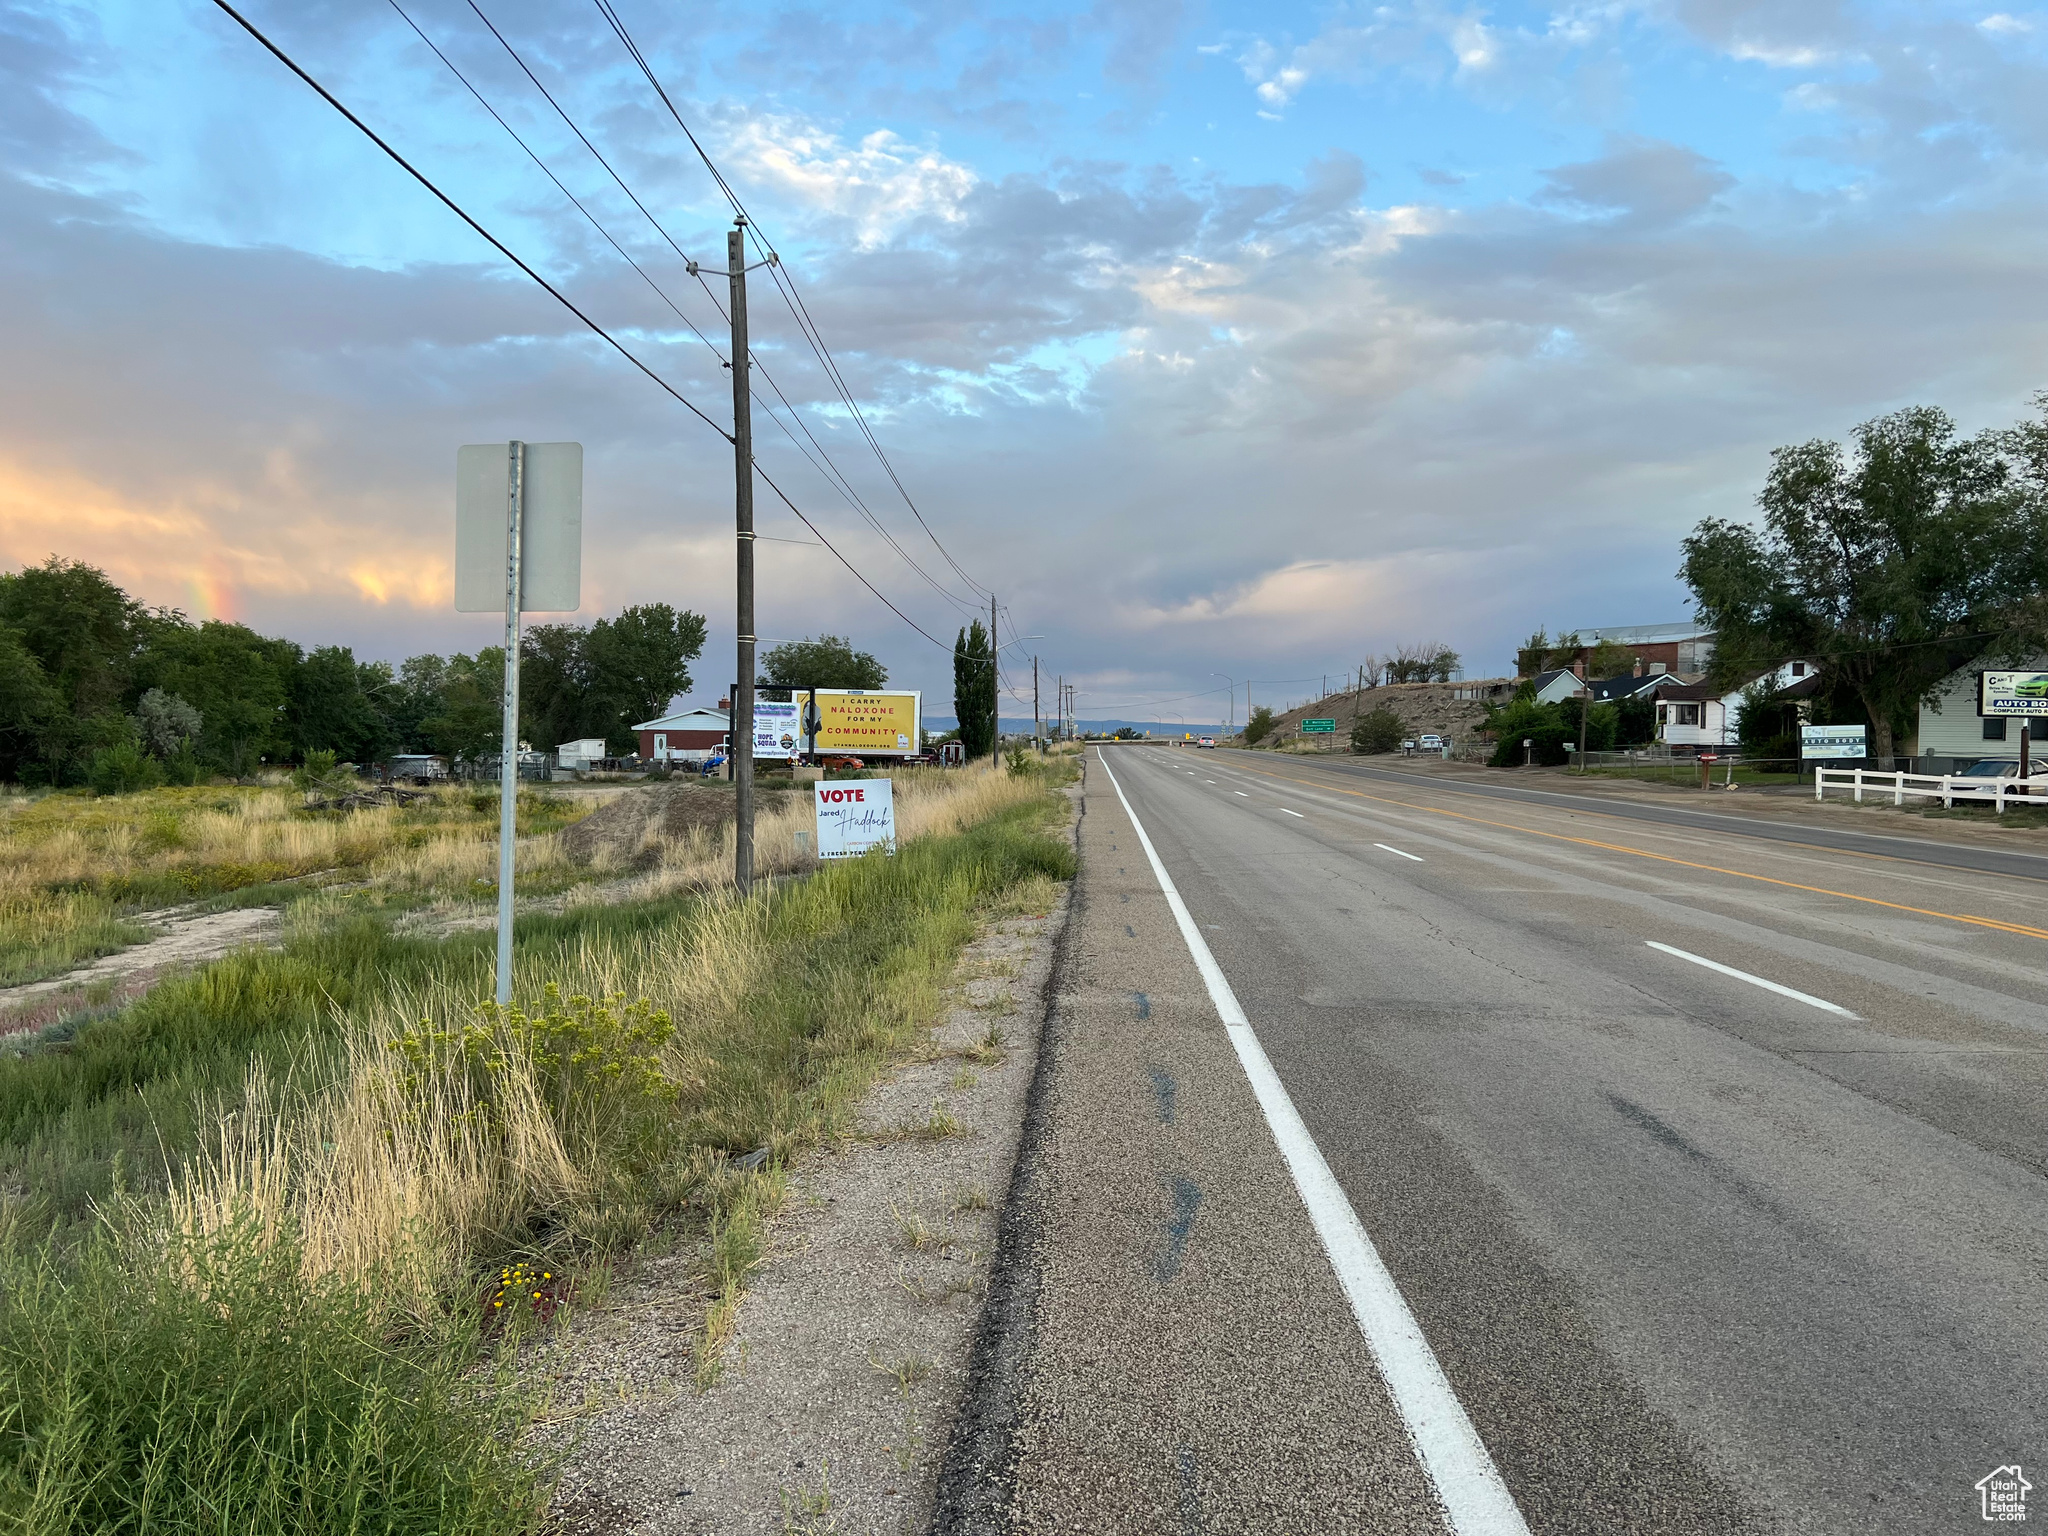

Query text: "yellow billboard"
[800, 689, 921, 756]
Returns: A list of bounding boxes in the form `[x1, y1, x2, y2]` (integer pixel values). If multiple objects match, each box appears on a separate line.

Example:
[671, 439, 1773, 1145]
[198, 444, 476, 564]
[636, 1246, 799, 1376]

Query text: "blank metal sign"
[455, 442, 583, 613]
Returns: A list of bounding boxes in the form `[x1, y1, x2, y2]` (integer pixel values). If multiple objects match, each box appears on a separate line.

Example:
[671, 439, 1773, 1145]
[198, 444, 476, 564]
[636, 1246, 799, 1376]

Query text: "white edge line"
[1375, 843, 1426, 862]
[1279, 807, 1306, 817]
[1645, 941, 1859, 1018]
[1095, 749, 1529, 1536]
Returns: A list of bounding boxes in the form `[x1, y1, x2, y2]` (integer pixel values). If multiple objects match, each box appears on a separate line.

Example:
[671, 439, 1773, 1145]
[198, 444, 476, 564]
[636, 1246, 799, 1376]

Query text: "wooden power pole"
[727, 221, 756, 894]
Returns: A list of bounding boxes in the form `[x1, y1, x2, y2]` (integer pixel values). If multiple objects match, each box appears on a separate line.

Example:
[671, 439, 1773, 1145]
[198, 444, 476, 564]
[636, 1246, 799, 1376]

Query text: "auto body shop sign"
[815, 779, 896, 859]
[1979, 672, 2048, 715]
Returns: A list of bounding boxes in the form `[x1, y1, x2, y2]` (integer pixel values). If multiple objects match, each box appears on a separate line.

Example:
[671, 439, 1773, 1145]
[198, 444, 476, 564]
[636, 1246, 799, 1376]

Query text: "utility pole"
[1033, 655, 1040, 749]
[727, 220, 756, 894]
[990, 592, 1000, 767]
[1577, 668, 1590, 773]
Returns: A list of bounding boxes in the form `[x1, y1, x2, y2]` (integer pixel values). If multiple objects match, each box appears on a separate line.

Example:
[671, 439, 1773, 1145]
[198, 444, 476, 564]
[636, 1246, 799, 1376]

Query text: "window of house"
[1984, 718, 2008, 741]
[1670, 702, 1701, 726]
[1790, 662, 1807, 678]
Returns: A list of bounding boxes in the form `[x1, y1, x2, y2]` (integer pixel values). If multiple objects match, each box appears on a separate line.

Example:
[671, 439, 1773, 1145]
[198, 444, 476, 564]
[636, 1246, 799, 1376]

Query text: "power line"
[211, 0, 732, 441]
[438, 1, 979, 619]
[212, 0, 965, 660]
[589, 0, 994, 603]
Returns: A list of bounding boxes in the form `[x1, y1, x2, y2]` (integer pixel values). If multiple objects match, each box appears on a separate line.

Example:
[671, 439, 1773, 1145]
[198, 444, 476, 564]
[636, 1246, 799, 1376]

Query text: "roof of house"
[1653, 680, 1717, 703]
[633, 708, 730, 731]
[1588, 672, 1662, 701]
[1656, 668, 1822, 704]
[1528, 668, 1582, 692]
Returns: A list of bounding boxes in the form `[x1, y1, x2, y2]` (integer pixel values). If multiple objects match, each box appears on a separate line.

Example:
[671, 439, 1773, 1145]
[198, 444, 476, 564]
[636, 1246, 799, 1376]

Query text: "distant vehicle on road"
[1199, 737, 1217, 749]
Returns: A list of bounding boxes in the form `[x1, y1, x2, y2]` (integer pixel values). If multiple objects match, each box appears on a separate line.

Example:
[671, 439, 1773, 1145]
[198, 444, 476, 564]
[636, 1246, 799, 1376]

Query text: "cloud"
[714, 115, 978, 247]
[1538, 134, 1735, 224]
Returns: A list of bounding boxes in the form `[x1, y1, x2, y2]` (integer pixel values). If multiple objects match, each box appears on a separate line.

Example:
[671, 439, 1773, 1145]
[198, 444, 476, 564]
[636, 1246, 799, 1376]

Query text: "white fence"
[1815, 765, 2046, 811]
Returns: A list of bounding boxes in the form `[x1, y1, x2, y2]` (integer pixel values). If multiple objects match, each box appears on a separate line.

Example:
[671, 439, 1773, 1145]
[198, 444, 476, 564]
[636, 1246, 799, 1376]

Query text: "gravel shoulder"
[536, 787, 1079, 1535]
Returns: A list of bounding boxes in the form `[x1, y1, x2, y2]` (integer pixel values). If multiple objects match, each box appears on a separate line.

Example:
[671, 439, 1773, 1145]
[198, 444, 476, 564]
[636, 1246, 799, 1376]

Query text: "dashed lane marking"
[1229, 762, 2048, 946]
[1375, 843, 1425, 862]
[1097, 749, 1530, 1536]
[1645, 941, 1859, 1018]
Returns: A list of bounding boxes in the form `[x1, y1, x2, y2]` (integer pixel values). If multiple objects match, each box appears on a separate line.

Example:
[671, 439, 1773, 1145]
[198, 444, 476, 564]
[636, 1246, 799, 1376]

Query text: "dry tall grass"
[161, 765, 1063, 1318]
[0, 784, 591, 983]
[623, 765, 1046, 896]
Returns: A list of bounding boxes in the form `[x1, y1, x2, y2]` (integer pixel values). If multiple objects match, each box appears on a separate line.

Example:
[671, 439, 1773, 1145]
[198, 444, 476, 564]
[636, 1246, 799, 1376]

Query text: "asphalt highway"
[940, 745, 2048, 1535]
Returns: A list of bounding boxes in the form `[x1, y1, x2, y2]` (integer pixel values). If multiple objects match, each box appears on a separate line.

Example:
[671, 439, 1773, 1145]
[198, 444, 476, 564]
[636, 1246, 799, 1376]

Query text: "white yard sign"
[815, 779, 896, 859]
[752, 699, 801, 758]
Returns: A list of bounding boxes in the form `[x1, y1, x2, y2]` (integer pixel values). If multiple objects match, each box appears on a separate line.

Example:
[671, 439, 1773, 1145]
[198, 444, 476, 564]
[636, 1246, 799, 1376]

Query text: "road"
[938, 745, 2048, 1535]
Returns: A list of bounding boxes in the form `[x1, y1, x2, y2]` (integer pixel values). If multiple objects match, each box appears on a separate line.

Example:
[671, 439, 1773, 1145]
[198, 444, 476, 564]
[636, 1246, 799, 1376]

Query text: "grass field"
[0, 782, 593, 987]
[0, 759, 1076, 1533]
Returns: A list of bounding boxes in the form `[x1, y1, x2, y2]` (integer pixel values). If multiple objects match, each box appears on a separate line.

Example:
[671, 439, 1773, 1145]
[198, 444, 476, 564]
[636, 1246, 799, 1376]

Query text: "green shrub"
[1485, 697, 1576, 767]
[86, 739, 161, 797]
[1351, 706, 1406, 754]
[385, 985, 681, 1165]
[1243, 705, 1276, 745]
[0, 1219, 544, 1536]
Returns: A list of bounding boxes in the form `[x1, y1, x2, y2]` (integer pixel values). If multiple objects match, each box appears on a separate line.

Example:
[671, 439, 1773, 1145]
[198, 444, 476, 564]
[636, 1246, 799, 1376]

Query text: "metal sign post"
[495, 442, 524, 1007]
[457, 440, 582, 1008]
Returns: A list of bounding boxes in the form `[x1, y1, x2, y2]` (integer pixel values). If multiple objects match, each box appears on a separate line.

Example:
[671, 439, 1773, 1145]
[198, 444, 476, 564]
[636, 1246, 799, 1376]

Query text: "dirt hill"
[558, 781, 797, 867]
[1242, 678, 1520, 756]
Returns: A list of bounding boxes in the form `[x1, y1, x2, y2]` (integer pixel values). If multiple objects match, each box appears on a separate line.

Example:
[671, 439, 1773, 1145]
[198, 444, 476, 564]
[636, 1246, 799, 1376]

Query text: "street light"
[1211, 673, 1235, 734]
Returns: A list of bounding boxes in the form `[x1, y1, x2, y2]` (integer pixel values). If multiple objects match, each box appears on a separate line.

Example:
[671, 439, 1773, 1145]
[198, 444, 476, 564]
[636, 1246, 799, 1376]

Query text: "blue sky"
[7, 0, 2048, 725]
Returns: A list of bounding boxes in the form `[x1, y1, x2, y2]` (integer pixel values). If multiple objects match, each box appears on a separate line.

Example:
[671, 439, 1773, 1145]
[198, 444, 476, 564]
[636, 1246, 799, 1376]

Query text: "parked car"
[821, 755, 866, 771]
[1959, 759, 2048, 779]
[1418, 734, 1444, 751]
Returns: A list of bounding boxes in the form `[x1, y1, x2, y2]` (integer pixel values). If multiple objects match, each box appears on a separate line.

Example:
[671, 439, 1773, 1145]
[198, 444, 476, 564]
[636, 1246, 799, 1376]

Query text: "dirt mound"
[1252, 678, 1518, 755]
[557, 782, 794, 867]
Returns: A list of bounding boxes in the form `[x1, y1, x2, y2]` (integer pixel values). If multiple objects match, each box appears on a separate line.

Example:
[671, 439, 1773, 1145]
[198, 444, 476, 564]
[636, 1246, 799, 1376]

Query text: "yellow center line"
[1230, 760, 2048, 944]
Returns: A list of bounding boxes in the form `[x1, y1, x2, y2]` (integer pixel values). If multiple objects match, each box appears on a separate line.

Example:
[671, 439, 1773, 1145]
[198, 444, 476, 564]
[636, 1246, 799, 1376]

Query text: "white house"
[1918, 655, 2048, 771]
[1526, 668, 1588, 705]
[1655, 660, 1819, 751]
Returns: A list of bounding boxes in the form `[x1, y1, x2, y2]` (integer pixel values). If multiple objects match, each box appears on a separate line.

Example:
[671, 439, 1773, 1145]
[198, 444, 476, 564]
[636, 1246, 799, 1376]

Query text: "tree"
[142, 620, 296, 777]
[133, 688, 202, 758]
[1682, 404, 2039, 764]
[581, 604, 707, 755]
[952, 620, 995, 758]
[519, 623, 594, 751]
[759, 634, 887, 691]
[1584, 639, 1635, 679]
[1387, 641, 1460, 684]
[290, 645, 389, 762]
[1351, 706, 1405, 754]
[1243, 704, 1277, 744]
[419, 650, 504, 764]
[0, 558, 154, 782]
[0, 626, 61, 783]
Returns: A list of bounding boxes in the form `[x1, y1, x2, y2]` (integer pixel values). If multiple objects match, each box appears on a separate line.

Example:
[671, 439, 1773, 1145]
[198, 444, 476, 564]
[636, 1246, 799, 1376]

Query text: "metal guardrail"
[1815, 765, 2047, 811]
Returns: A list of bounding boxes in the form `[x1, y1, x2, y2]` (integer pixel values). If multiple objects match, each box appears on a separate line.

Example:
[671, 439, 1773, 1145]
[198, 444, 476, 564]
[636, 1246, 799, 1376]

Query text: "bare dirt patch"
[0, 903, 283, 1036]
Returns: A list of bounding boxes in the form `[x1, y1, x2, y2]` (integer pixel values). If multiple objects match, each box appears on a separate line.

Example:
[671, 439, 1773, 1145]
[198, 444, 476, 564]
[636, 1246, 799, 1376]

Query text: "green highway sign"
[1300, 718, 1336, 734]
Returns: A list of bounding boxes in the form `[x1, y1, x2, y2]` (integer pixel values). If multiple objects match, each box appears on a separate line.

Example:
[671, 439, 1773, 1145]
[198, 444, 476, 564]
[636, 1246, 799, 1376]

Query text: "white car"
[1418, 734, 1444, 751]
